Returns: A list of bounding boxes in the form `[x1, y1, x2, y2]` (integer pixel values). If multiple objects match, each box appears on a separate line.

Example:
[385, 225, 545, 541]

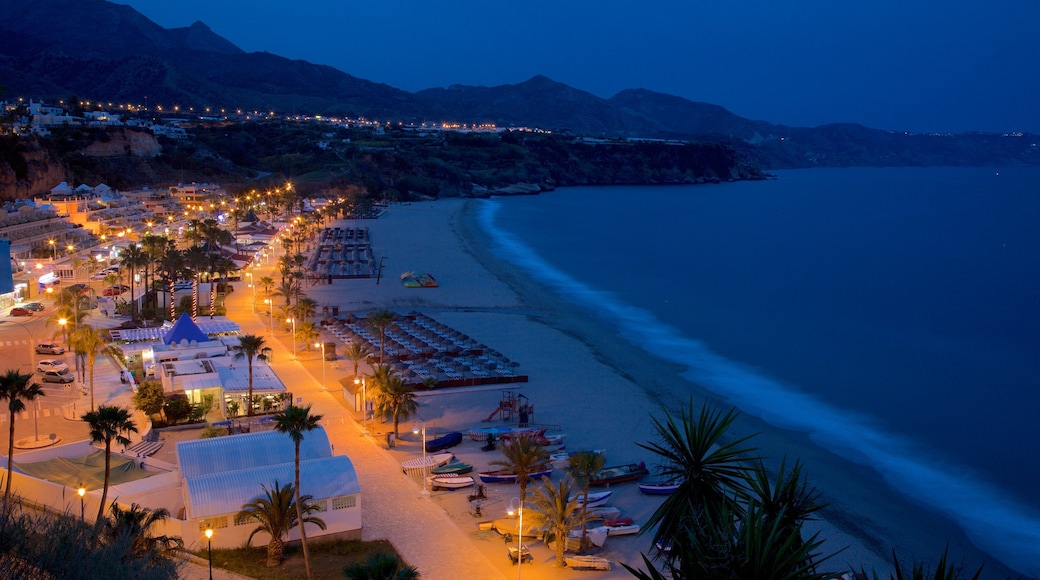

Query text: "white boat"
[428, 474, 475, 491]
[550, 449, 606, 470]
[569, 490, 612, 508]
[565, 555, 612, 571]
[584, 506, 621, 521]
[601, 517, 640, 536]
[401, 452, 454, 476]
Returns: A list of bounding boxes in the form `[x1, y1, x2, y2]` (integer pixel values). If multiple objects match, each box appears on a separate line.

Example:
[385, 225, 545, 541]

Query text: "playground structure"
[482, 391, 533, 425]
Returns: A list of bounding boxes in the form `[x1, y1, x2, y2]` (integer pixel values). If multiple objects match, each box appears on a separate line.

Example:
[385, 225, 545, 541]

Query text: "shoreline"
[307, 198, 1013, 577]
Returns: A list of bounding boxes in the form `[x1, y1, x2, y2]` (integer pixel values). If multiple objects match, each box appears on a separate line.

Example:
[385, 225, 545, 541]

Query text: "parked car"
[9, 307, 32, 317]
[35, 343, 65, 355]
[39, 369, 74, 384]
[23, 302, 45, 312]
[90, 272, 109, 280]
[69, 283, 90, 294]
[36, 359, 69, 374]
[102, 285, 130, 296]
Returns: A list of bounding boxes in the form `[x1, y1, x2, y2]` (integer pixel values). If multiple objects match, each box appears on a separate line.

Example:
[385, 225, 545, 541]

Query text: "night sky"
[122, 0, 1040, 134]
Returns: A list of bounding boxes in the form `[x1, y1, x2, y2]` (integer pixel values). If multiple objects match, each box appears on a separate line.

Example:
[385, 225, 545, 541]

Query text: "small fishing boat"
[589, 462, 649, 486]
[550, 449, 606, 470]
[478, 465, 553, 484]
[425, 431, 463, 453]
[565, 555, 612, 571]
[400, 452, 454, 476]
[568, 490, 612, 508]
[602, 517, 640, 536]
[638, 478, 682, 495]
[428, 474, 476, 491]
[585, 506, 621, 521]
[431, 460, 473, 475]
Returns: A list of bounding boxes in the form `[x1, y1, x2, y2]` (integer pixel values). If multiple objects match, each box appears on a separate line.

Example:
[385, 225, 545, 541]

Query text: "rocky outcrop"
[0, 136, 68, 201]
[82, 127, 162, 157]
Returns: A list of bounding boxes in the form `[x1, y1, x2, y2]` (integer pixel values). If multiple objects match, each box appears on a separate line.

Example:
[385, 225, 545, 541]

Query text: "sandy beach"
[299, 199, 1011, 578]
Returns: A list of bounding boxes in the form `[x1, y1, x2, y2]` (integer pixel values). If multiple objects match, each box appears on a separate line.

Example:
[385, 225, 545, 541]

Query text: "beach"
[301, 198, 1008, 577]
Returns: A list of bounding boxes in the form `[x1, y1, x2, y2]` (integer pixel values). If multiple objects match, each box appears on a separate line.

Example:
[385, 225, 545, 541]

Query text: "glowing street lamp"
[263, 299, 273, 334]
[315, 342, 327, 392]
[204, 528, 214, 580]
[246, 272, 255, 313]
[77, 486, 86, 522]
[48, 239, 56, 259]
[286, 318, 297, 360]
[507, 497, 527, 573]
[412, 420, 429, 498]
[354, 377, 368, 434]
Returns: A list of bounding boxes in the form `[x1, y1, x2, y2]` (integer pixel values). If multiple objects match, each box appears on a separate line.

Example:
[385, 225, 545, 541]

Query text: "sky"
[122, 0, 1040, 134]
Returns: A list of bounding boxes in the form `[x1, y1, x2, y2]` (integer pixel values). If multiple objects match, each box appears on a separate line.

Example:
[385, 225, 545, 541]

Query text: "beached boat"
[425, 431, 463, 453]
[431, 460, 473, 475]
[400, 452, 454, 476]
[589, 462, 649, 486]
[550, 449, 606, 470]
[565, 555, 612, 571]
[478, 465, 553, 484]
[601, 517, 640, 536]
[638, 478, 682, 495]
[428, 474, 476, 491]
[569, 490, 612, 508]
[585, 506, 621, 521]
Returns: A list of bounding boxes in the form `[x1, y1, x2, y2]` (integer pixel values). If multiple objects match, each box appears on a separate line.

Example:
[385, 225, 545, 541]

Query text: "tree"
[344, 341, 372, 380]
[746, 457, 827, 564]
[297, 321, 320, 351]
[69, 324, 105, 411]
[132, 380, 166, 421]
[122, 245, 147, 322]
[258, 275, 275, 298]
[103, 502, 183, 563]
[366, 310, 395, 364]
[0, 370, 42, 500]
[566, 450, 606, 549]
[82, 405, 138, 522]
[232, 334, 268, 416]
[274, 404, 323, 580]
[292, 297, 319, 320]
[370, 370, 417, 437]
[342, 553, 419, 580]
[527, 475, 581, 567]
[489, 433, 551, 534]
[236, 480, 326, 568]
[163, 395, 191, 426]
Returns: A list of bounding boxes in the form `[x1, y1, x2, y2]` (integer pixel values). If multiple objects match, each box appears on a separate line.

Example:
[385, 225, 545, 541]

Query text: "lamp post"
[58, 317, 68, 347]
[246, 272, 255, 312]
[204, 528, 214, 580]
[315, 342, 327, 391]
[48, 239, 56, 260]
[354, 377, 368, 434]
[412, 420, 429, 498]
[286, 318, 296, 360]
[507, 497, 526, 573]
[77, 486, 85, 522]
[263, 299, 273, 334]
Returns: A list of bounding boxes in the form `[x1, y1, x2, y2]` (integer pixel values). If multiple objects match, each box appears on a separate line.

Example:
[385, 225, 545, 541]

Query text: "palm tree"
[258, 275, 275, 298]
[273, 404, 324, 580]
[292, 297, 319, 321]
[297, 321, 320, 351]
[344, 341, 372, 380]
[0, 370, 42, 500]
[236, 480, 326, 568]
[527, 475, 581, 567]
[343, 553, 419, 580]
[489, 433, 551, 531]
[566, 450, 606, 549]
[121, 245, 147, 322]
[371, 371, 418, 437]
[366, 310, 395, 364]
[82, 405, 138, 522]
[103, 502, 183, 560]
[69, 325, 105, 411]
[232, 334, 268, 416]
[637, 400, 759, 567]
[745, 457, 827, 562]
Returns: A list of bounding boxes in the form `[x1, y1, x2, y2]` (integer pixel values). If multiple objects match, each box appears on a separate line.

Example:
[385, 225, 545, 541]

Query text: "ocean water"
[478, 167, 1040, 573]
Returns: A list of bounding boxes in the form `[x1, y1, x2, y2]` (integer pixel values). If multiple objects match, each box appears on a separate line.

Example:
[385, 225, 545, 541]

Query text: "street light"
[48, 239, 56, 259]
[412, 420, 429, 498]
[315, 342, 327, 391]
[77, 486, 86, 522]
[354, 377, 368, 434]
[246, 272, 255, 312]
[507, 497, 526, 574]
[263, 299, 273, 334]
[204, 528, 214, 580]
[286, 318, 296, 360]
[58, 317, 68, 346]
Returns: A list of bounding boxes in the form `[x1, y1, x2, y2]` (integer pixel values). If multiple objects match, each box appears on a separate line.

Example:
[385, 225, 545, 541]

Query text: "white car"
[35, 343, 65, 355]
[39, 370, 74, 384]
[36, 359, 69, 374]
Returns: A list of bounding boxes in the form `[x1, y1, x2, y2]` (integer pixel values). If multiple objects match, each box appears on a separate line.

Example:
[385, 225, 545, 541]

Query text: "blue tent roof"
[163, 312, 210, 345]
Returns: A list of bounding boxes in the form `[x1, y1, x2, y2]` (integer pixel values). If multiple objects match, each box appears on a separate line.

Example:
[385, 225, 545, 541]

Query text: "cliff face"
[0, 136, 68, 200]
[81, 127, 162, 158]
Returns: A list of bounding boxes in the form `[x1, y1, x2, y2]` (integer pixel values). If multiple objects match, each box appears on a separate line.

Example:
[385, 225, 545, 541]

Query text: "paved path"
[207, 248, 507, 580]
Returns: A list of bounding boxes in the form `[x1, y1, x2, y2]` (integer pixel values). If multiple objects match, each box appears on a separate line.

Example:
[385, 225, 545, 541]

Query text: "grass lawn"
[202, 539, 402, 579]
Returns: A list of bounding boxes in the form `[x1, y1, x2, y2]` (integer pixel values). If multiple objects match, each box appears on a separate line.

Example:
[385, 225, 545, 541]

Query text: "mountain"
[1, 0, 1038, 168]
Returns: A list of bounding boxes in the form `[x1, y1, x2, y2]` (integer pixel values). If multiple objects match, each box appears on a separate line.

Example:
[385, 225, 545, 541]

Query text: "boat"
[638, 478, 682, 495]
[602, 517, 640, 536]
[431, 460, 473, 475]
[589, 462, 649, 486]
[428, 474, 475, 491]
[550, 449, 606, 470]
[507, 544, 532, 565]
[400, 452, 454, 476]
[568, 490, 612, 508]
[477, 465, 553, 484]
[565, 555, 612, 571]
[425, 431, 463, 453]
[585, 506, 621, 521]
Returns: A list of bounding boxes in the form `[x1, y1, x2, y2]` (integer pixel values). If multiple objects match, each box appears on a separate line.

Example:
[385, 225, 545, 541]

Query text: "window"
[331, 495, 356, 510]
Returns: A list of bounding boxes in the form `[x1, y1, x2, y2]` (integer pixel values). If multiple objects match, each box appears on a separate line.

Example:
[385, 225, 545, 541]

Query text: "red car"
[102, 285, 130, 296]
[9, 307, 33, 317]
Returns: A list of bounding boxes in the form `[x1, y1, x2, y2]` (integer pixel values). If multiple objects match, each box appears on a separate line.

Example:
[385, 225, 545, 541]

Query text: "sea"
[477, 166, 1040, 574]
